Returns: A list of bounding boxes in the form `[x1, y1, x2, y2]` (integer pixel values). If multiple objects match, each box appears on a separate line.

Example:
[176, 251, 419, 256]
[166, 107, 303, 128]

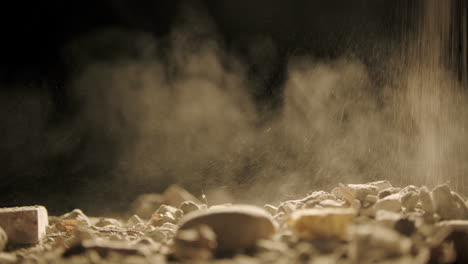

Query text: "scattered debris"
[4, 182, 468, 263]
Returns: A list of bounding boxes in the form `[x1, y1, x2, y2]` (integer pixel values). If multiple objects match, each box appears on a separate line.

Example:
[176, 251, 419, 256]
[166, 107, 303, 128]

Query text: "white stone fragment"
[419, 186, 434, 214]
[400, 186, 420, 212]
[127, 215, 144, 228]
[94, 218, 122, 228]
[346, 184, 379, 201]
[61, 209, 90, 225]
[367, 180, 393, 191]
[0, 206, 48, 245]
[375, 193, 402, 213]
[349, 224, 412, 262]
[432, 185, 462, 220]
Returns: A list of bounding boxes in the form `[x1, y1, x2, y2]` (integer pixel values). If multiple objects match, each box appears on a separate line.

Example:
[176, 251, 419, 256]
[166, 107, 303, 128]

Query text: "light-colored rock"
[432, 185, 462, 220]
[349, 224, 412, 262]
[94, 218, 122, 228]
[278, 201, 304, 214]
[400, 186, 420, 212]
[367, 180, 393, 191]
[318, 199, 346, 208]
[179, 201, 200, 215]
[419, 186, 434, 214]
[61, 209, 90, 225]
[178, 205, 276, 253]
[0, 206, 48, 245]
[378, 187, 401, 199]
[127, 215, 144, 228]
[288, 208, 356, 240]
[346, 184, 379, 201]
[375, 193, 402, 213]
[451, 191, 468, 219]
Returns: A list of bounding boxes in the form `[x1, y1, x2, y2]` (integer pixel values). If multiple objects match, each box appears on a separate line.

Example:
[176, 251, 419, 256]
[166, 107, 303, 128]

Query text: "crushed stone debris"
[1, 182, 468, 263]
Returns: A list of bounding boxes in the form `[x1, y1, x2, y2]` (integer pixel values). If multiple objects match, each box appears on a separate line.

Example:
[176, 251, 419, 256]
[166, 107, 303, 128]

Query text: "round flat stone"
[177, 205, 276, 253]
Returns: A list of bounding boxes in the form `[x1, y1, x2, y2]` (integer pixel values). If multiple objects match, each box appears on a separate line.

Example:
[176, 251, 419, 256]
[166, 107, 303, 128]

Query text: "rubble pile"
[1, 182, 468, 263]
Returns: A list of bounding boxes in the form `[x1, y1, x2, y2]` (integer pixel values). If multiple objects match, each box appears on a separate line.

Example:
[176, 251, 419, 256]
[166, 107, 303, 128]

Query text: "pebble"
[177, 205, 276, 253]
[374, 193, 402, 213]
[288, 208, 356, 240]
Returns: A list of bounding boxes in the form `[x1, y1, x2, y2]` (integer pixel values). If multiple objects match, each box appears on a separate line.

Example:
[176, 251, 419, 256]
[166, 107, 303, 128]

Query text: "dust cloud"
[63, 1, 468, 209]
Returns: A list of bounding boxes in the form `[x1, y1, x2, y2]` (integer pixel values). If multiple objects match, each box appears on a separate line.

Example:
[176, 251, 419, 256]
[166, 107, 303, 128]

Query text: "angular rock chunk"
[94, 218, 122, 228]
[127, 215, 144, 228]
[0, 206, 48, 245]
[180, 201, 200, 215]
[367, 180, 393, 191]
[419, 186, 435, 214]
[432, 185, 462, 220]
[375, 193, 402, 213]
[288, 208, 356, 240]
[60, 209, 90, 226]
[400, 186, 420, 212]
[178, 205, 276, 253]
[349, 224, 412, 262]
[346, 184, 379, 201]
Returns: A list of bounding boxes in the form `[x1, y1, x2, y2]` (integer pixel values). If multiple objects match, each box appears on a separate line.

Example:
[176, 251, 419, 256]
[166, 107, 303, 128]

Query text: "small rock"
[318, 199, 346, 208]
[179, 201, 200, 215]
[178, 205, 276, 253]
[127, 215, 144, 228]
[61, 209, 90, 225]
[432, 185, 461, 220]
[173, 225, 217, 260]
[419, 186, 435, 214]
[55, 219, 88, 235]
[400, 186, 420, 212]
[278, 201, 304, 214]
[0, 206, 48, 245]
[378, 187, 401, 199]
[147, 213, 176, 227]
[94, 218, 122, 228]
[348, 224, 412, 262]
[375, 193, 402, 213]
[451, 191, 468, 219]
[346, 184, 379, 201]
[300, 191, 335, 203]
[288, 208, 356, 240]
[367, 180, 393, 191]
[155, 205, 183, 220]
